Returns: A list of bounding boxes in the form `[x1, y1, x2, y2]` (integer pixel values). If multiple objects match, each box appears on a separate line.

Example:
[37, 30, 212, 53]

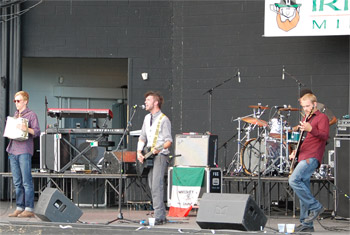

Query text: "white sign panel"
[264, 0, 350, 37]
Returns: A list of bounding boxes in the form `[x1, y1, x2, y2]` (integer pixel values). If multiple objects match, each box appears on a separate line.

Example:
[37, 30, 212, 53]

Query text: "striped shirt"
[6, 108, 41, 156]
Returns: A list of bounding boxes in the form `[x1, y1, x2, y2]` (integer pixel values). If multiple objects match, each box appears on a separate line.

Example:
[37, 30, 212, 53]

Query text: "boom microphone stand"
[203, 70, 240, 133]
[106, 106, 138, 224]
[283, 67, 306, 122]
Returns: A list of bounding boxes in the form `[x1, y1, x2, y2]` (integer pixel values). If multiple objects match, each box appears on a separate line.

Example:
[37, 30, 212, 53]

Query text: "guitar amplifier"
[174, 134, 218, 167]
[102, 151, 136, 174]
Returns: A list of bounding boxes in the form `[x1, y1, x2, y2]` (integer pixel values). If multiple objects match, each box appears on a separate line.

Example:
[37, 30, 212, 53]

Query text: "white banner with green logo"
[264, 0, 350, 36]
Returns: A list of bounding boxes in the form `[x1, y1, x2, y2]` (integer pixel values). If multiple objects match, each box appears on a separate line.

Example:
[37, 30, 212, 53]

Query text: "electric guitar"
[289, 110, 314, 175]
[136, 145, 163, 176]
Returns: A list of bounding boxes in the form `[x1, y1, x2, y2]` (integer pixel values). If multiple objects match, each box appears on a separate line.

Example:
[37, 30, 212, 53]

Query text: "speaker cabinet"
[72, 179, 106, 207]
[40, 133, 70, 172]
[196, 193, 267, 231]
[34, 188, 83, 223]
[102, 151, 137, 174]
[334, 137, 349, 218]
[174, 134, 218, 167]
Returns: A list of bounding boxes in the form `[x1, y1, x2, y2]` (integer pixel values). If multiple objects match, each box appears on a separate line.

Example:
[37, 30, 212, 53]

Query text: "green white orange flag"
[168, 167, 205, 217]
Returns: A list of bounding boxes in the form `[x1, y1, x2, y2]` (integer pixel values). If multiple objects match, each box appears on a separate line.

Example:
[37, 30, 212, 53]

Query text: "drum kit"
[226, 103, 301, 176]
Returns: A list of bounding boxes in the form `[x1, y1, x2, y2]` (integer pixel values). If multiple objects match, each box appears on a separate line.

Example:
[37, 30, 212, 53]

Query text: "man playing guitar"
[137, 91, 172, 225]
[289, 93, 329, 232]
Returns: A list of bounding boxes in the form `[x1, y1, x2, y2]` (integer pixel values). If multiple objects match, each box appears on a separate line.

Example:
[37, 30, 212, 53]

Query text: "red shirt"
[298, 110, 329, 165]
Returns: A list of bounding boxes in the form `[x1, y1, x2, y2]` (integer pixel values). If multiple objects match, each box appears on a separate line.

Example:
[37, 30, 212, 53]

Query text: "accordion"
[3, 116, 29, 141]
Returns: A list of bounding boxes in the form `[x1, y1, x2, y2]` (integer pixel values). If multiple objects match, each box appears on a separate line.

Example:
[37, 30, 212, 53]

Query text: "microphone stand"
[41, 96, 49, 172]
[219, 132, 238, 173]
[203, 71, 239, 133]
[105, 106, 138, 224]
[283, 69, 306, 122]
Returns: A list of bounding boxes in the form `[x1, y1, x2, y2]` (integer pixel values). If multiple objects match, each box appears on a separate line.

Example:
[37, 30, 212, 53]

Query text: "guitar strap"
[151, 113, 165, 149]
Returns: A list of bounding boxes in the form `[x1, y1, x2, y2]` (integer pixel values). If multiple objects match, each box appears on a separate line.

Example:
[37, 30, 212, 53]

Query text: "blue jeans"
[289, 158, 322, 227]
[9, 154, 34, 211]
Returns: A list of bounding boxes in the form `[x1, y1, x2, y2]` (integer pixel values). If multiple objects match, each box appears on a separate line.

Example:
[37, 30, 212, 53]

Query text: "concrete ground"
[0, 201, 349, 235]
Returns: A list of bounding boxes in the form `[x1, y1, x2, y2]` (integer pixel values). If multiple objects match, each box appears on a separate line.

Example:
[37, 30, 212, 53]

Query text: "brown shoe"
[17, 210, 34, 218]
[8, 210, 24, 217]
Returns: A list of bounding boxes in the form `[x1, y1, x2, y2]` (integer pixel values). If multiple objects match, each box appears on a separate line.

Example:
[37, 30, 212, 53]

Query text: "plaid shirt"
[6, 108, 41, 156]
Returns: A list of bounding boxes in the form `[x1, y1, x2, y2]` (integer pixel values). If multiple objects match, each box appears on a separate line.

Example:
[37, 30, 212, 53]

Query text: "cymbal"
[279, 107, 299, 111]
[249, 105, 270, 110]
[242, 117, 268, 127]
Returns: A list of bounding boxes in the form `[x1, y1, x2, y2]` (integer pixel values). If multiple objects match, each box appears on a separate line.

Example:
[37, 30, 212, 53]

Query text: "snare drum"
[287, 131, 300, 143]
[3, 116, 29, 141]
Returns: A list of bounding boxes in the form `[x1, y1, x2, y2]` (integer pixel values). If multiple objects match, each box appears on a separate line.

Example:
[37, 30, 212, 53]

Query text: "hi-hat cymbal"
[279, 107, 299, 111]
[249, 105, 270, 110]
[242, 117, 268, 127]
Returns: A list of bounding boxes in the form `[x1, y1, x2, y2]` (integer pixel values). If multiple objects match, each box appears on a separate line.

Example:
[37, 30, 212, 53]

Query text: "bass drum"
[240, 138, 267, 175]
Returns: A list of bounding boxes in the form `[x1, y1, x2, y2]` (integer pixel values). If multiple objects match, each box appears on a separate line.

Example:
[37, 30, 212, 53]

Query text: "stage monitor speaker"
[34, 188, 83, 223]
[196, 193, 267, 231]
[174, 134, 218, 167]
[334, 137, 349, 218]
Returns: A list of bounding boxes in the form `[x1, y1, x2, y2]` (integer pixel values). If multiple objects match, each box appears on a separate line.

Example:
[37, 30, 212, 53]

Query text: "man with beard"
[289, 93, 329, 232]
[137, 91, 172, 225]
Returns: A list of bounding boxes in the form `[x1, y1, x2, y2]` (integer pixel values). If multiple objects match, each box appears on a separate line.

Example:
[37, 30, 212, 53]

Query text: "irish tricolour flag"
[168, 167, 205, 217]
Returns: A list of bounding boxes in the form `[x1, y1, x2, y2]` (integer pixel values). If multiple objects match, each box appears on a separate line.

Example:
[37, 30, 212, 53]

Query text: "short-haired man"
[137, 91, 172, 225]
[6, 91, 40, 218]
[289, 93, 329, 232]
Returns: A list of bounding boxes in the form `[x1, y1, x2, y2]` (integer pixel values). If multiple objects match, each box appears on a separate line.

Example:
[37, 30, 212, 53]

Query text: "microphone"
[133, 104, 145, 109]
[274, 105, 287, 109]
[237, 70, 241, 83]
[282, 66, 285, 80]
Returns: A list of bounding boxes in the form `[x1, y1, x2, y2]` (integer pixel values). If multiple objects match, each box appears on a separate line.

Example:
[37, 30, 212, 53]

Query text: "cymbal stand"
[278, 112, 285, 173]
[226, 115, 251, 175]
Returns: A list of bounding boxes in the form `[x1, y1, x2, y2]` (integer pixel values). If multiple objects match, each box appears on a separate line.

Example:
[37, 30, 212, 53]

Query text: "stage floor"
[1, 201, 349, 235]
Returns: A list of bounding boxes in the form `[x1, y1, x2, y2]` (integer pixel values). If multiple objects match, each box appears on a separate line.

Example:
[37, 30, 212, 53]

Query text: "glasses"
[13, 99, 22, 103]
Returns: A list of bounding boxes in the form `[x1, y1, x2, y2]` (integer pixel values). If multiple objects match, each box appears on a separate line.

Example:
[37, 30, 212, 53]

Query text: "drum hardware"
[279, 106, 299, 112]
[313, 164, 332, 179]
[249, 104, 270, 110]
[226, 116, 249, 175]
[242, 117, 268, 128]
[240, 136, 267, 176]
[220, 131, 238, 174]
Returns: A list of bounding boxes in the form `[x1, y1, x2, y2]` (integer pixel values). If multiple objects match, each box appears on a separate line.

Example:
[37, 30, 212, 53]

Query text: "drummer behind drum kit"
[227, 104, 301, 176]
